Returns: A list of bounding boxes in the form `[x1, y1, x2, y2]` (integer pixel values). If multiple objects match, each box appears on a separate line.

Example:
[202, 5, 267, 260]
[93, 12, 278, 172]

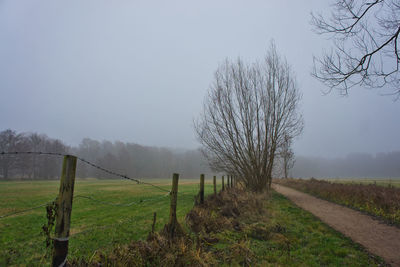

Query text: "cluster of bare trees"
[0, 129, 68, 179]
[195, 43, 303, 192]
[71, 138, 209, 179]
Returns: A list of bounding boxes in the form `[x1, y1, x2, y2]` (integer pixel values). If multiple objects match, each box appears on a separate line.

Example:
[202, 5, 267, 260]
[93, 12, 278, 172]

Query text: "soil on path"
[273, 184, 400, 266]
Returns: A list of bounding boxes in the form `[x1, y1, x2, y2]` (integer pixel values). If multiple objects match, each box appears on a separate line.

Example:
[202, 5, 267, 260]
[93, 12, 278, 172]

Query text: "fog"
[292, 152, 400, 178]
[1, 1, 400, 178]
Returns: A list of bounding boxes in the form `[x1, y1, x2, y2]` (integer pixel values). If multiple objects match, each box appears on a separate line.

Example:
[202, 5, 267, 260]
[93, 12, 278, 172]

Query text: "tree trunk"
[266, 153, 275, 189]
[284, 156, 288, 179]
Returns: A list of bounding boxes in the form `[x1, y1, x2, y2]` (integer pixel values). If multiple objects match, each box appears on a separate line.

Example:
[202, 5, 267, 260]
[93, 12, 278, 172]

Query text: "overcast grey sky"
[1, 0, 399, 158]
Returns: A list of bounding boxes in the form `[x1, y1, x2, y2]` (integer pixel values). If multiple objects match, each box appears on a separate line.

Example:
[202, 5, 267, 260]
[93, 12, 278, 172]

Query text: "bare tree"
[29, 133, 44, 179]
[0, 129, 23, 179]
[195, 43, 303, 192]
[280, 135, 295, 179]
[311, 0, 400, 97]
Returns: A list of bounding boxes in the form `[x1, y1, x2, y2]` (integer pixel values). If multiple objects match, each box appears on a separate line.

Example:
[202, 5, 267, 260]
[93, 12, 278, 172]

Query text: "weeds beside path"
[273, 183, 400, 266]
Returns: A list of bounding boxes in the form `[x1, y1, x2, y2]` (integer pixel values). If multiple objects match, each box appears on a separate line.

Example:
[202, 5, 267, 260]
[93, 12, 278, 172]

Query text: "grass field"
[0, 178, 385, 266]
[0, 178, 212, 265]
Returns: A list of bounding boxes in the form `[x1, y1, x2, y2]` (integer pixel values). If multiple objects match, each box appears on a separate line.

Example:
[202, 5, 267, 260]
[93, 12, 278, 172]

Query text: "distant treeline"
[292, 153, 400, 178]
[0, 129, 210, 180]
[2, 129, 400, 180]
[70, 138, 210, 179]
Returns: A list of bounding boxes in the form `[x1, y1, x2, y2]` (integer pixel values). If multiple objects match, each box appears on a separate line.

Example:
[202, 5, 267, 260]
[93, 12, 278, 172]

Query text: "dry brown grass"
[186, 188, 266, 234]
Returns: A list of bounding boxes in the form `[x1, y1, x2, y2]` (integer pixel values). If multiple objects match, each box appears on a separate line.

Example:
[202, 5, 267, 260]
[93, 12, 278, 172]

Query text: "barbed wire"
[74, 156, 141, 184]
[69, 200, 173, 240]
[74, 192, 170, 207]
[75, 155, 170, 192]
[136, 181, 171, 193]
[69, 217, 135, 239]
[0, 151, 65, 157]
[0, 200, 54, 219]
[0, 151, 170, 193]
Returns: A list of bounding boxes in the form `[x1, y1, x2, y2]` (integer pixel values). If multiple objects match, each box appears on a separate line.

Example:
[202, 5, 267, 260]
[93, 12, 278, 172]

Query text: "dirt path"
[272, 184, 400, 266]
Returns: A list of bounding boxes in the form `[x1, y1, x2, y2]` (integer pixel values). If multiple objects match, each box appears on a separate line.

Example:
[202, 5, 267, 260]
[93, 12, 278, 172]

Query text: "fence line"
[0, 200, 54, 219]
[0, 151, 65, 157]
[0, 151, 170, 193]
[0, 192, 172, 221]
[0, 151, 234, 266]
[74, 192, 170, 207]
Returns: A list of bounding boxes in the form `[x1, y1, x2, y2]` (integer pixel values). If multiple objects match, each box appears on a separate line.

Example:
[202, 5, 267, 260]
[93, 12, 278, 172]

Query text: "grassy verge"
[214, 190, 383, 266]
[275, 178, 400, 226]
[254, 191, 384, 266]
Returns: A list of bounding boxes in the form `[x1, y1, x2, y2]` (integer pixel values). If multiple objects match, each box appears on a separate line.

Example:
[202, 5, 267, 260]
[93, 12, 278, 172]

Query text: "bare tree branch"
[311, 0, 400, 97]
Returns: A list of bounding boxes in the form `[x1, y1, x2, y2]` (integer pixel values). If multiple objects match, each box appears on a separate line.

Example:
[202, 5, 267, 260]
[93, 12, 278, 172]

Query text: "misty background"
[1, 1, 400, 179]
[2, 129, 399, 180]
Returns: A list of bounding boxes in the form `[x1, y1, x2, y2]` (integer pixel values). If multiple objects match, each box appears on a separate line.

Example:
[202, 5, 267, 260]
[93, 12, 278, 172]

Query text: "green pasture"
[0, 178, 214, 266]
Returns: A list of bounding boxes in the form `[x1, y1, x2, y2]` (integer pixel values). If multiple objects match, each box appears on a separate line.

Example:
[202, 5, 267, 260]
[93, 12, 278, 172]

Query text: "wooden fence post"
[213, 176, 216, 196]
[52, 155, 77, 267]
[200, 174, 204, 204]
[222, 175, 225, 191]
[165, 173, 179, 238]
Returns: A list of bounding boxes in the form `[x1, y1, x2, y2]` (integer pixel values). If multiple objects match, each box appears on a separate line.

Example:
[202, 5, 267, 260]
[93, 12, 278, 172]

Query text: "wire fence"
[0, 201, 54, 219]
[74, 191, 170, 207]
[0, 151, 170, 192]
[0, 151, 224, 266]
[0, 151, 172, 226]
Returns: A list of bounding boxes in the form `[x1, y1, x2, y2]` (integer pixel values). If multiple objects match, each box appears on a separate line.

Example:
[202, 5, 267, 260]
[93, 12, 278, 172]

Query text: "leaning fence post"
[213, 176, 216, 196]
[52, 155, 77, 267]
[222, 175, 225, 191]
[200, 174, 205, 204]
